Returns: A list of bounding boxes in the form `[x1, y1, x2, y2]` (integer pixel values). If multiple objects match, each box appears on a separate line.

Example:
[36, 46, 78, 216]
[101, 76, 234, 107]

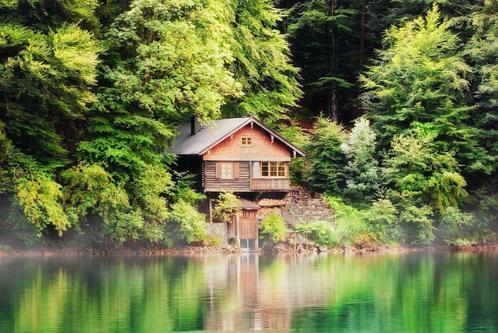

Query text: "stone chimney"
[191, 114, 200, 135]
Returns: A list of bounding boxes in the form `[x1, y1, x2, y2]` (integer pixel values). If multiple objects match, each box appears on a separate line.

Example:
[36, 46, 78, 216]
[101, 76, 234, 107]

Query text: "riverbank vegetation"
[0, 0, 496, 250]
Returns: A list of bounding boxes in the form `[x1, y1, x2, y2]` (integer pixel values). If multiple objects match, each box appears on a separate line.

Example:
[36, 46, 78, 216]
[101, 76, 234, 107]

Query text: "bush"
[202, 235, 221, 246]
[212, 192, 240, 223]
[294, 221, 335, 247]
[278, 123, 310, 186]
[260, 213, 288, 243]
[436, 206, 474, 246]
[398, 204, 435, 246]
[168, 200, 207, 244]
[364, 198, 399, 243]
[326, 195, 379, 247]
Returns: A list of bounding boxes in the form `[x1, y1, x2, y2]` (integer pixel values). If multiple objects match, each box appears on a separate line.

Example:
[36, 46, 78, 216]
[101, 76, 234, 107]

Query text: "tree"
[361, 7, 483, 177]
[383, 131, 467, 244]
[225, 0, 302, 124]
[0, 0, 100, 238]
[79, 0, 241, 181]
[341, 117, 380, 202]
[285, 0, 358, 121]
[461, 1, 498, 183]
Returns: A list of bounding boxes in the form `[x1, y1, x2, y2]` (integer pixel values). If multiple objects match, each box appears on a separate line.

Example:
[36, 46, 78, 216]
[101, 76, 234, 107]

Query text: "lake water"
[0, 253, 497, 333]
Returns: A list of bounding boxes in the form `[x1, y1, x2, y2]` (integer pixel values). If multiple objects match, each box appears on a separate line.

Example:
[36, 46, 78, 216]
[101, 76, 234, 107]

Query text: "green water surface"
[0, 253, 497, 333]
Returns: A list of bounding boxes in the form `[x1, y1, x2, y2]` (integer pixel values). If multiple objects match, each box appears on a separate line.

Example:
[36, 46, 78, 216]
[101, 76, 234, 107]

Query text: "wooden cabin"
[171, 116, 305, 249]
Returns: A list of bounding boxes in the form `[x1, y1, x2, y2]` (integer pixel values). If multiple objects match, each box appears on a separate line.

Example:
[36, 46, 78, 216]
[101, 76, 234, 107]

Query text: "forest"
[0, 0, 496, 248]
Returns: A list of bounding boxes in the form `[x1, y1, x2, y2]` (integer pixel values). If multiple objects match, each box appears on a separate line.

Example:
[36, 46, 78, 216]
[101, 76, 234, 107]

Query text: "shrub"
[15, 174, 70, 237]
[398, 204, 435, 246]
[260, 213, 288, 243]
[294, 221, 335, 247]
[168, 200, 207, 244]
[436, 206, 474, 246]
[212, 192, 240, 223]
[326, 195, 379, 246]
[202, 235, 221, 246]
[278, 123, 310, 186]
[364, 198, 399, 243]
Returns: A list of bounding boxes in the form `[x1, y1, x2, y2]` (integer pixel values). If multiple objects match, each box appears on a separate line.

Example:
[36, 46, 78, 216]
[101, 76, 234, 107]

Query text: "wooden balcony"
[250, 178, 290, 191]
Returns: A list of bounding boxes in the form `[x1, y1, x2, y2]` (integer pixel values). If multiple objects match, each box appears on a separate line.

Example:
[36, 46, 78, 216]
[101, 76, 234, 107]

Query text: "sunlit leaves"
[226, 0, 301, 123]
[361, 6, 475, 160]
[305, 116, 347, 193]
[168, 200, 206, 244]
[15, 174, 70, 236]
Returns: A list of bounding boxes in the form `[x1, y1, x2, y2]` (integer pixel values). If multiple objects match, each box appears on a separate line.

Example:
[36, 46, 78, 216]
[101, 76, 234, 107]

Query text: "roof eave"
[193, 116, 306, 157]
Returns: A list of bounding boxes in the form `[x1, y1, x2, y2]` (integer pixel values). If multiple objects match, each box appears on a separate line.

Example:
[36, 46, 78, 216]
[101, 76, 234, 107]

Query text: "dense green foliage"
[294, 221, 335, 247]
[212, 192, 241, 224]
[0, 0, 495, 248]
[260, 213, 288, 243]
[300, 5, 497, 247]
[304, 117, 346, 193]
[341, 117, 380, 202]
[0, 0, 300, 247]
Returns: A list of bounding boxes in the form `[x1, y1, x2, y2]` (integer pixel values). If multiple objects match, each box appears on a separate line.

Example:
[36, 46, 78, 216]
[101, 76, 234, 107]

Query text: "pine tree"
[361, 7, 482, 176]
[305, 116, 347, 193]
[341, 117, 380, 202]
[225, 0, 302, 124]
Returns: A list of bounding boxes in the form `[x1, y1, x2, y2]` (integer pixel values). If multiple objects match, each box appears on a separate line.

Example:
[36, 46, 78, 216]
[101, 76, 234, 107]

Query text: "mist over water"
[0, 253, 497, 333]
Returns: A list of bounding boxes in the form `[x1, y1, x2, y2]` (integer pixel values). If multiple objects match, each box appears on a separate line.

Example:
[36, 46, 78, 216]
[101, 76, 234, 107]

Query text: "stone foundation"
[205, 223, 228, 245]
[281, 187, 334, 225]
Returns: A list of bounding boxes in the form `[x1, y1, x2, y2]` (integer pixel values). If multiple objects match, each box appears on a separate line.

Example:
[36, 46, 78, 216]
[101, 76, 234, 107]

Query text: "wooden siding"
[227, 210, 258, 240]
[203, 125, 291, 162]
[204, 161, 251, 192]
[250, 178, 290, 191]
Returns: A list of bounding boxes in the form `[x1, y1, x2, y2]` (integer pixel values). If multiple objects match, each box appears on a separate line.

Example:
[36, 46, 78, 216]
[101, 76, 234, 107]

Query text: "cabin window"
[278, 163, 286, 177]
[220, 162, 233, 179]
[259, 162, 288, 177]
[252, 162, 260, 177]
[241, 136, 252, 146]
[270, 163, 278, 177]
[261, 162, 269, 176]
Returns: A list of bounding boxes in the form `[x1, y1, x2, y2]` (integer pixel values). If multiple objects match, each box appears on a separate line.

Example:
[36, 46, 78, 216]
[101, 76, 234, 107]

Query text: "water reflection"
[0, 253, 497, 332]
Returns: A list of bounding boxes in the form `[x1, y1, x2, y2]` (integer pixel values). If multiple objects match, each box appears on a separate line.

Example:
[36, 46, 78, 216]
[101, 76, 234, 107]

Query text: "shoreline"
[1, 243, 497, 258]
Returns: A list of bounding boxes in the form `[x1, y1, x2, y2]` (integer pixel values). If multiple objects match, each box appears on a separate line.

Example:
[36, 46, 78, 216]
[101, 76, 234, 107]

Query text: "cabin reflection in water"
[203, 255, 332, 331]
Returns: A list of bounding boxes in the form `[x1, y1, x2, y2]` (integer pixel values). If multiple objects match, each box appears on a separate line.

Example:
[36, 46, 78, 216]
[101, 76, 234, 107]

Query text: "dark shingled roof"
[170, 116, 305, 157]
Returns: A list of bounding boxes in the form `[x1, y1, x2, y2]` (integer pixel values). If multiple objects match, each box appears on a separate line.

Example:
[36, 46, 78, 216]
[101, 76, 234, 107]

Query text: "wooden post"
[235, 214, 240, 248]
[208, 198, 213, 223]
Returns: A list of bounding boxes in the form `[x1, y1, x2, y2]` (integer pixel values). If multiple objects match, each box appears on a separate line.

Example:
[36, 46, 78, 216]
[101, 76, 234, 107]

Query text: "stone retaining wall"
[281, 187, 335, 225]
[205, 223, 228, 245]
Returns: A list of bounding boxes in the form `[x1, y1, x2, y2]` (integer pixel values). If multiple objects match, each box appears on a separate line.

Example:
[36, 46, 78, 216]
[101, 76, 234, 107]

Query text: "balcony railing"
[250, 178, 290, 191]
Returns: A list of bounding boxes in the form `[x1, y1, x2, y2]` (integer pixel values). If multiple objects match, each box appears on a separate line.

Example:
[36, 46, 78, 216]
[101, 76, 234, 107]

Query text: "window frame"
[220, 162, 234, 179]
[254, 161, 288, 178]
[241, 136, 252, 146]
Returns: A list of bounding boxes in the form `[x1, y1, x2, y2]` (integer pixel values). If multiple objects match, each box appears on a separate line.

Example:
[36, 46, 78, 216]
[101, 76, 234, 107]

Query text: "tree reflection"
[0, 253, 497, 332]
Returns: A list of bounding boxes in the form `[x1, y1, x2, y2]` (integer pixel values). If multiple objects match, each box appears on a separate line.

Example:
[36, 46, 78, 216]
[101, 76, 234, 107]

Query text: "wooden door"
[239, 210, 258, 240]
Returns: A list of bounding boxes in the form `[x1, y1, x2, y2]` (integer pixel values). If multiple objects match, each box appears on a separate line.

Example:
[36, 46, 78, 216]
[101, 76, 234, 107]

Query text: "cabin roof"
[170, 116, 305, 157]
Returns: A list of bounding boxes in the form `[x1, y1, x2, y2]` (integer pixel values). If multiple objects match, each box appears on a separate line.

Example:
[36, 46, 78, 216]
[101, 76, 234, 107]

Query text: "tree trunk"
[328, 0, 338, 121]
[359, 0, 368, 71]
